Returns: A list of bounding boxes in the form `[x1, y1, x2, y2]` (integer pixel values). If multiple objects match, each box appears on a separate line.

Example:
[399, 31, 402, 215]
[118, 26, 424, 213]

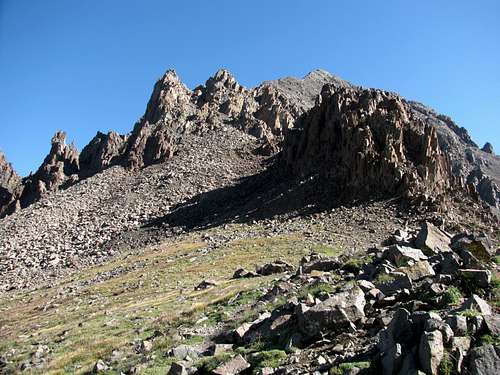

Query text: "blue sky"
[1, 1, 499, 176]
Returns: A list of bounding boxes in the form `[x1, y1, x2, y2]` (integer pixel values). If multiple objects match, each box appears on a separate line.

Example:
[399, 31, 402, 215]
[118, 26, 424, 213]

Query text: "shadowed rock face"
[79, 131, 128, 178]
[283, 85, 452, 200]
[0, 152, 22, 216]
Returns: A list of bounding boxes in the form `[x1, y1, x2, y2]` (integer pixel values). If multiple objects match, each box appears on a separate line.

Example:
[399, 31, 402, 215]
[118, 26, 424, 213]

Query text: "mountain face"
[283, 85, 451, 202]
[0, 68, 498, 220]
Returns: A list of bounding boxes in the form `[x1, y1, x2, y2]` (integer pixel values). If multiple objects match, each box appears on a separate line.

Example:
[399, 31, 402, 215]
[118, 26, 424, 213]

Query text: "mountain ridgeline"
[0, 69, 499, 218]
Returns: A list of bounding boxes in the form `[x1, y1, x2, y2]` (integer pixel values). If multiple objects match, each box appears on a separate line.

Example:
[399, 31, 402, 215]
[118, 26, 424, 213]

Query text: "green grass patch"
[330, 361, 371, 375]
[439, 353, 453, 375]
[248, 349, 287, 373]
[298, 283, 334, 299]
[443, 286, 463, 305]
[459, 309, 481, 318]
[374, 273, 395, 285]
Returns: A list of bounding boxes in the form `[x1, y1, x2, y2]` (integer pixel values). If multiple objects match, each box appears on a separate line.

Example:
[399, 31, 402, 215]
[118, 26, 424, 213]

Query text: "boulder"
[397, 260, 435, 281]
[375, 272, 412, 296]
[450, 336, 471, 371]
[459, 269, 491, 288]
[167, 345, 199, 361]
[257, 260, 294, 276]
[483, 314, 500, 336]
[92, 359, 109, 373]
[381, 342, 403, 375]
[415, 222, 451, 254]
[424, 319, 454, 344]
[210, 344, 234, 356]
[451, 233, 494, 262]
[194, 280, 218, 291]
[445, 315, 468, 336]
[301, 258, 340, 274]
[383, 245, 428, 266]
[432, 252, 460, 274]
[467, 345, 500, 375]
[167, 362, 189, 375]
[418, 330, 444, 375]
[232, 268, 258, 279]
[298, 286, 365, 338]
[212, 354, 250, 375]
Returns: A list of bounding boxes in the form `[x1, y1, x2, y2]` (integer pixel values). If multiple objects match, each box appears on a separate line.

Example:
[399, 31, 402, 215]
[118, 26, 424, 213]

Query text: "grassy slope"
[0, 227, 341, 374]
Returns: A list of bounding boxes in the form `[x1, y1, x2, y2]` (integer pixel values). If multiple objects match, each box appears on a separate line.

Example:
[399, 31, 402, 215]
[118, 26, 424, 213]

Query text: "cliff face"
[0, 152, 22, 216]
[283, 85, 452, 201]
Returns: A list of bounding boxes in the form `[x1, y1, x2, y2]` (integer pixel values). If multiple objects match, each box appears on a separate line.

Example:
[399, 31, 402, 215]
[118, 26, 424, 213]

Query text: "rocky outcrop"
[20, 131, 79, 208]
[283, 85, 452, 201]
[186, 223, 499, 375]
[481, 142, 494, 155]
[79, 131, 127, 177]
[409, 101, 500, 209]
[0, 152, 22, 217]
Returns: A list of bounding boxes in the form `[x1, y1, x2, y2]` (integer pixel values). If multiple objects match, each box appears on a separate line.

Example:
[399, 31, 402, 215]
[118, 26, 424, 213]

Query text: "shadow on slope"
[145, 164, 394, 231]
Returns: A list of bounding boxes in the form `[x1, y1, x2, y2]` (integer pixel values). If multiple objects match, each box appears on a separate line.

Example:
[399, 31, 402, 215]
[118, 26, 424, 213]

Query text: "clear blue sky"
[1, 1, 499, 176]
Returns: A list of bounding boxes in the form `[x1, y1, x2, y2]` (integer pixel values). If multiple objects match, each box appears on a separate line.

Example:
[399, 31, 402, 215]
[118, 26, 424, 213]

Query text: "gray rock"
[483, 314, 500, 336]
[375, 272, 412, 296]
[301, 257, 340, 274]
[381, 342, 403, 375]
[232, 268, 258, 279]
[418, 330, 444, 375]
[383, 245, 428, 266]
[397, 260, 435, 281]
[424, 319, 454, 344]
[451, 233, 494, 262]
[168, 345, 199, 361]
[445, 315, 468, 336]
[167, 362, 188, 375]
[459, 269, 492, 288]
[415, 222, 451, 254]
[298, 286, 365, 338]
[92, 359, 109, 373]
[257, 260, 294, 275]
[467, 345, 500, 375]
[450, 336, 471, 372]
[211, 344, 234, 356]
[212, 354, 250, 375]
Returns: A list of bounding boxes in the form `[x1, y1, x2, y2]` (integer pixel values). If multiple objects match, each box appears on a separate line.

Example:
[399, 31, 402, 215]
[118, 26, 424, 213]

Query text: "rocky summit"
[0, 68, 499, 375]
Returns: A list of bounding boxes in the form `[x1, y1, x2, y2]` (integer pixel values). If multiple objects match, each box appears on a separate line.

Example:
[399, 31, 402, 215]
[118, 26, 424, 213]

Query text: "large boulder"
[451, 234, 494, 262]
[415, 222, 451, 254]
[257, 260, 294, 276]
[298, 286, 365, 338]
[418, 330, 444, 375]
[467, 345, 500, 375]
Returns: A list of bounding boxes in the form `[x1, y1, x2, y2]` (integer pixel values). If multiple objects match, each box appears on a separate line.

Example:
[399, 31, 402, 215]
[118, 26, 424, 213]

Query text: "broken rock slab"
[212, 354, 250, 375]
[298, 286, 365, 338]
[415, 222, 451, 254]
